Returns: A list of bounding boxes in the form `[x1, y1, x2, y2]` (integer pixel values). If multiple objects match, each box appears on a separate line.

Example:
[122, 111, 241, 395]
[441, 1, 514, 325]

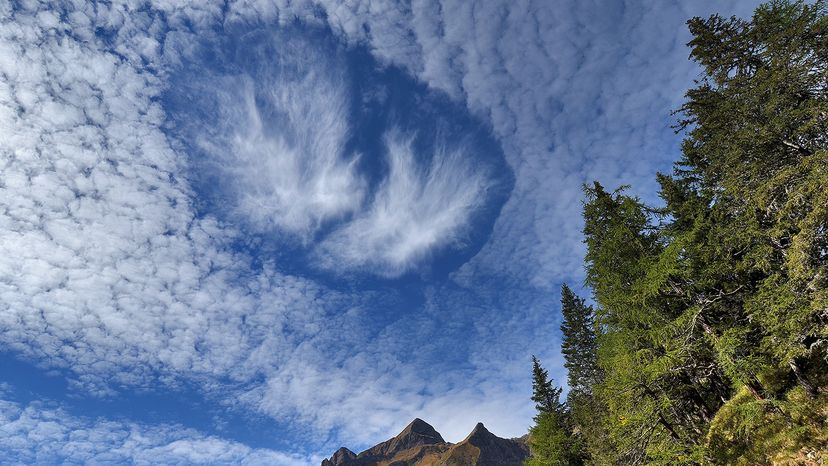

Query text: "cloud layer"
[230, 0, 760, 288]
[0, 2, 520, 456]
[0, 397, 312, 465]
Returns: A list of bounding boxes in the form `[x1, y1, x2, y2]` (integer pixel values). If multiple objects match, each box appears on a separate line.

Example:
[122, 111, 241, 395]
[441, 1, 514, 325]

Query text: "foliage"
[706, 386, 828, 465]
[532, 356, 566, 418]
[530, 1, 828, 464]
[527, 357, 584, 466]
[560, 285, 602, 399]
[527, 411, 584, 466]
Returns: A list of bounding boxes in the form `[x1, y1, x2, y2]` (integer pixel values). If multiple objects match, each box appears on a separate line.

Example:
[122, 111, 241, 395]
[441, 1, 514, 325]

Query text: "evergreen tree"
[678, 0, 828, 399]
[559, 286, 609, 465]
[527, 357, 583, 466]
[529, 1, 828, 463]
[531, 355, 565, 417]
[582, 183, 723, 464]
[559, 285, 601, 398]
[527, 412, 583, 466]
[568, 2, 828, 463]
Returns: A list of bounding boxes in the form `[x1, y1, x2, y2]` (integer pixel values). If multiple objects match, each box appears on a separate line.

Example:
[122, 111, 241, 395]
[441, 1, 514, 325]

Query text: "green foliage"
[532, 355, 565, 418]
[706, 386, 828, 465]
[527, 357, 584, 466]
[530, 1, 828, 464]
[560, 285, 602, 399]
[527, 411, 584, 466]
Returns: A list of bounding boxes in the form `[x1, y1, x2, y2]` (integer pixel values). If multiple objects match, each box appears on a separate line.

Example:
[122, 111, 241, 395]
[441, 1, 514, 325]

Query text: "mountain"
[320, 419, 529, 466]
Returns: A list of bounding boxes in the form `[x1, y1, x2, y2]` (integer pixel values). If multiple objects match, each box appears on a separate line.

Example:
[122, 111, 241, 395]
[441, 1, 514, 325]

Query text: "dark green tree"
[569, 1, 828, 463]
[558, 286, 610, 465]
[678, 0, 828, 400]
[560, 285, 601, 399]
[527, 357, 583, 466]
[531, 355, 565, 417]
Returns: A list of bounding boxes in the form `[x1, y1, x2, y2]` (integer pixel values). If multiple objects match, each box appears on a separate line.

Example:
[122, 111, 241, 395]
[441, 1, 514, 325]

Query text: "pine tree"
[527, 357, 583, 466]
[559, 285, 601, 398]
[568, 2, 828, 463]
[531, 355, 565, 418]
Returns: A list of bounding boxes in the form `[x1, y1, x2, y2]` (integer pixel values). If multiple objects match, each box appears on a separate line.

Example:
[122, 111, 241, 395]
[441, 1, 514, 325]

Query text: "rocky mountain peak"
[468, 422, 489, 437]
[321, 447, 357, 466]
[398, 418, 444, 442]
[320, 419, 528, 466]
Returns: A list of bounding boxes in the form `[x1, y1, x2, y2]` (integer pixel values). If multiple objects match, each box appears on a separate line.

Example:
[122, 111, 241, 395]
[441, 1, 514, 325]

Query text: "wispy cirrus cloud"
[0, 2, 512, 456]
[227, 0, 760, 288]
[315, 131, 491, 276]
[174, 33, 365, 239]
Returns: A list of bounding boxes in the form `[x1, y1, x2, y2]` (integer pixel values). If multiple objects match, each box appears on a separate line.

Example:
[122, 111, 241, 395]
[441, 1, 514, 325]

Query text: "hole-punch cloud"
[171, 30, 500, 277]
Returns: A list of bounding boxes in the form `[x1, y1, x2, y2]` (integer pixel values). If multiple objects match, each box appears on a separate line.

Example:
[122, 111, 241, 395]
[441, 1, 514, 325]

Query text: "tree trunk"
[789, 359, 818, 399]
[746, 378, 765, 401]
[658, 414, 682, 442]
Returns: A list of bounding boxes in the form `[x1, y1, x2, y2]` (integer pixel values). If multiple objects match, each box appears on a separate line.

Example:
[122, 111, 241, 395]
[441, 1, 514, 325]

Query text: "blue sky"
[0, 0, 759, 464]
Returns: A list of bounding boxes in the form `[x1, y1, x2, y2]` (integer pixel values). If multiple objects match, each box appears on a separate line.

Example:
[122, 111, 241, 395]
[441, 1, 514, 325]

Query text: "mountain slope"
[321, 419, 529, 466]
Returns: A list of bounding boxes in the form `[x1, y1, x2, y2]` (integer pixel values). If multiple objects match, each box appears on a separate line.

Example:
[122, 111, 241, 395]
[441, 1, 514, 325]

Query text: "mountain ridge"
[321, 419, 529, 466]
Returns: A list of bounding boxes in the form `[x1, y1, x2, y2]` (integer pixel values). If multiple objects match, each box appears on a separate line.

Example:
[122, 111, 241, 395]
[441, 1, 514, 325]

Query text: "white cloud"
[315, 132, 490, 276]
[0, 0, 394, 447]
[180, 35, 366, 238]
[0, 398, 314, 465]
[224, 0, 760, 287]
[0, 5, 517, 453]
[0, 3, 512, 456]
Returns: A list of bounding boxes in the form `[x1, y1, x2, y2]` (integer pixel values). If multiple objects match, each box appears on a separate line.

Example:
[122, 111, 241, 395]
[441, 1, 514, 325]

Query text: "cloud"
[0, 0, 377, 444]
[174, 33, 366, 239]
[224, 0, 760, 288]
[0, 5, 509, 455]
[315, 131, 491, 276]
[0, 398, 314, 465]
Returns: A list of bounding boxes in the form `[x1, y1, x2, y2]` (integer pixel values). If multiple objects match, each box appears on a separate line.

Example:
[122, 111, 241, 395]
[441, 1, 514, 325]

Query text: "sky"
[0, 0, 760, 464]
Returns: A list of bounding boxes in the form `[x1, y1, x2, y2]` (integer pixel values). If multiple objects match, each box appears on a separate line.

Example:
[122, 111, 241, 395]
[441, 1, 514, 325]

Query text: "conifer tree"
[567, 2, 828, 463]
[558, 286, 609, 465]
[531, 355, 565, 417]
[527, 357, 583, 466]
[559, 285, 601, 398]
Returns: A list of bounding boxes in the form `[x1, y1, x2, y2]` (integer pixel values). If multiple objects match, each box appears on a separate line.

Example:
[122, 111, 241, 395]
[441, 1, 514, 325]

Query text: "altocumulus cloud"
[0, 0, 514, 457]
[235, 0, 759, 288]
[0, 398, 313, 465]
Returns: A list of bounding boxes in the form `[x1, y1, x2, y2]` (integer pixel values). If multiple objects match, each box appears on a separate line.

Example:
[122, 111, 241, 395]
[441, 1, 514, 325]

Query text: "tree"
[558, 286, 611, 465]
[527, 357, 583, 466]
[678, 0, 828, 399]
[560, 285, 601, 399]
[582, 183, 722, 464]
[570, 2, 828, 463]
[531, 355, 565, 417]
